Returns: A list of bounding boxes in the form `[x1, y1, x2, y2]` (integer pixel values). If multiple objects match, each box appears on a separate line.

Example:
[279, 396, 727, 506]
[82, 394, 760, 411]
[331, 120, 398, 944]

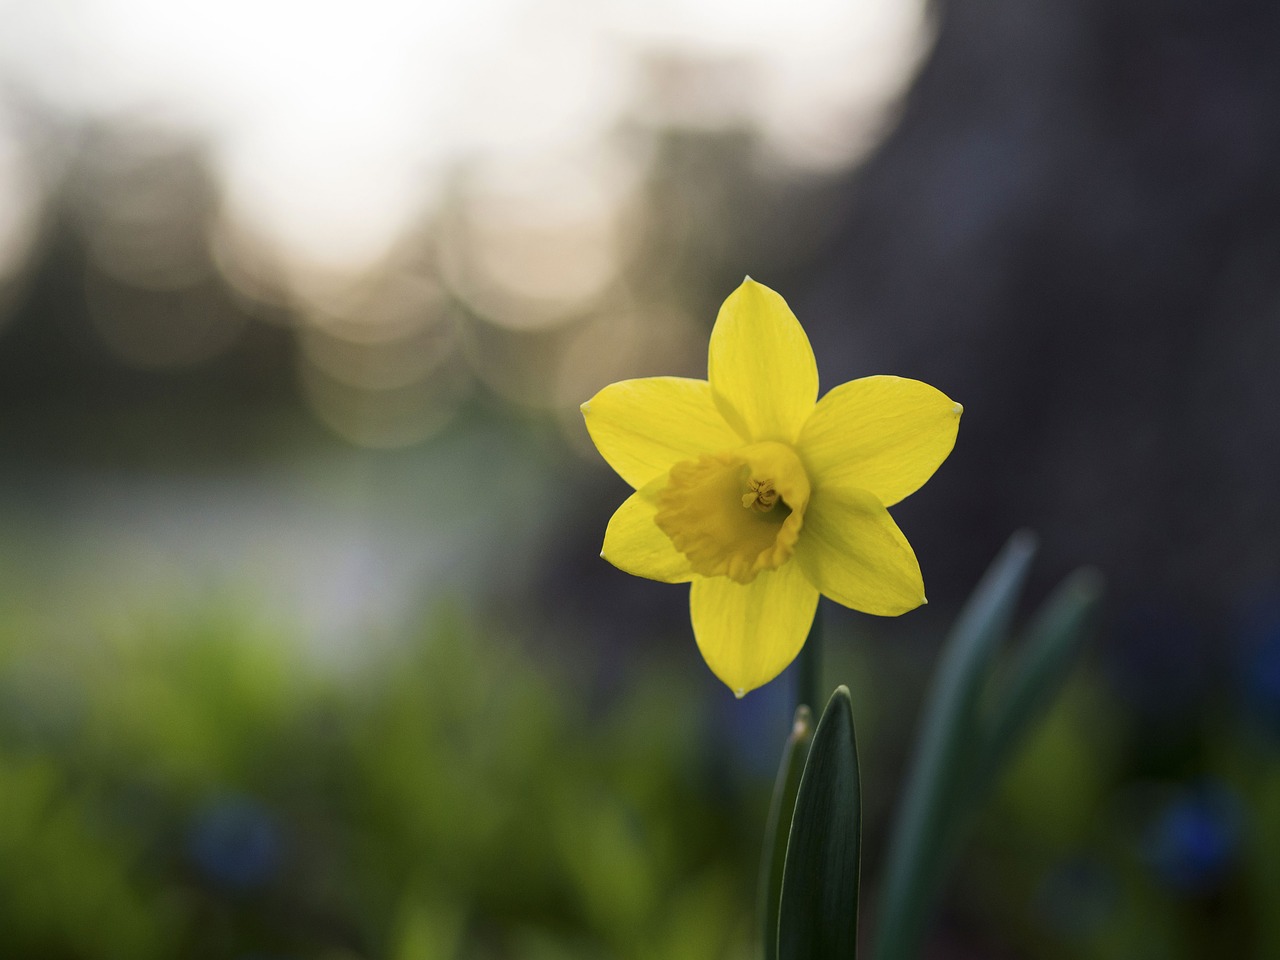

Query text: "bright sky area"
[0, 0, 928, 282]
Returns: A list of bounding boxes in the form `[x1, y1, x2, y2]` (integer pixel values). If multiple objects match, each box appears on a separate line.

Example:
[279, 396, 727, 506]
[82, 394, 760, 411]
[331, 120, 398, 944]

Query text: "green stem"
[758, 705, 814, 960]
[795, 602, 824, 713]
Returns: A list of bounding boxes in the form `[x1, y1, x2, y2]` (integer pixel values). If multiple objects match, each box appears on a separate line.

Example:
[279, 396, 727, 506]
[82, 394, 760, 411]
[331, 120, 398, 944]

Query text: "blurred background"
[1, 0, 1278, 957]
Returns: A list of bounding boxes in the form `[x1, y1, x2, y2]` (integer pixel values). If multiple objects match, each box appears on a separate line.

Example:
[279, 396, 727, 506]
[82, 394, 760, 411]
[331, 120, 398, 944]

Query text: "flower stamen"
[655, 442, 810, 584]
[742, 477, 779, 511]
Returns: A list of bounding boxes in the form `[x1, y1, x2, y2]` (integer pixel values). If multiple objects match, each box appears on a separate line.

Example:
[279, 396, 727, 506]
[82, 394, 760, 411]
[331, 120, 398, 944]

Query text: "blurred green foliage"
[966, 676, 1280, 960]
[0, 603, 762, 960]
[3, 574, 1279, 959]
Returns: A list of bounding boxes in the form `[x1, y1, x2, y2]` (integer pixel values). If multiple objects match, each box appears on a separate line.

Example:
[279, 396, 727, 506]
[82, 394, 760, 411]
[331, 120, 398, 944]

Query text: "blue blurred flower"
[1141, 781, 1243, 894]
[186, 794, 282, 893]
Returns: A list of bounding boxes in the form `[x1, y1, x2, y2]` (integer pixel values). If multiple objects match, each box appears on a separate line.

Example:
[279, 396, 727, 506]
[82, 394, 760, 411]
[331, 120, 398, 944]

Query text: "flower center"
[654, 441, 810, 584]
[742, 478, 779, 512]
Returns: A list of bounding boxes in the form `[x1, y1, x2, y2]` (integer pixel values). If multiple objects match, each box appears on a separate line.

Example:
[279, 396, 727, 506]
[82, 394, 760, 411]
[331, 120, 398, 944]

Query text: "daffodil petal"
[690, 561, 820, 696]
[601, 484, 695, 583]
[794, 486, 925, 616]
[798, 376, 961, 507]
[582, 377, 741, 490]
[708, 278, 818, 443]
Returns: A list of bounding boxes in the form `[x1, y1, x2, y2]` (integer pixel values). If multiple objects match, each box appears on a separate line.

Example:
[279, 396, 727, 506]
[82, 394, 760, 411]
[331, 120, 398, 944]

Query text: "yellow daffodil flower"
[582, 278, 961, 696]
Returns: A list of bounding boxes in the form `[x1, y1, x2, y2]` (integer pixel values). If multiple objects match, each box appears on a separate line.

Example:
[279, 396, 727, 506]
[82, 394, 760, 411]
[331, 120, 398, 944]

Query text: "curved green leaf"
[973, 566, 1103, 797]
[873, 531, 1038, 960]
[778, 686, 861, 960]
[760, 705, 814, 960]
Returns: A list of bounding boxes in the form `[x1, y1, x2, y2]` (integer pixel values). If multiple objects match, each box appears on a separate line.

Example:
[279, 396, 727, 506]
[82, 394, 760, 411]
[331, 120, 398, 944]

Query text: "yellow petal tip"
[580, 400, 591, 414]
[733, 687, 746, 699]
[952, 402, 963, 416]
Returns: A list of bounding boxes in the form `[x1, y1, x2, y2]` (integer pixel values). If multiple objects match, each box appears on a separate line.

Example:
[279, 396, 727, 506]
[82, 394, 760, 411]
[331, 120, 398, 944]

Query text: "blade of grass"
[970, 567, 1103, 801]
[873, 531, 1038, 960]
[778, 686, 861, 960]
[760, 705, 815, 960]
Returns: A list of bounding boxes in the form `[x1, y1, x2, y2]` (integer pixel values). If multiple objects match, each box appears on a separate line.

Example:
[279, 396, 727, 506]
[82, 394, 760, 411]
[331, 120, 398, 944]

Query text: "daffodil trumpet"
[582, 278, 961, 696]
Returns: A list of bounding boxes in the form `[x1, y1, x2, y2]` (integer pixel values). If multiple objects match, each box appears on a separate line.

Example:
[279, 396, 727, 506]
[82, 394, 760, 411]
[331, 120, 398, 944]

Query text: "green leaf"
[760, 705, 814, 960]
[873, 531, 1038, 960]
[972, 567, 1103, 797]
[777, 686, 861, 960]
